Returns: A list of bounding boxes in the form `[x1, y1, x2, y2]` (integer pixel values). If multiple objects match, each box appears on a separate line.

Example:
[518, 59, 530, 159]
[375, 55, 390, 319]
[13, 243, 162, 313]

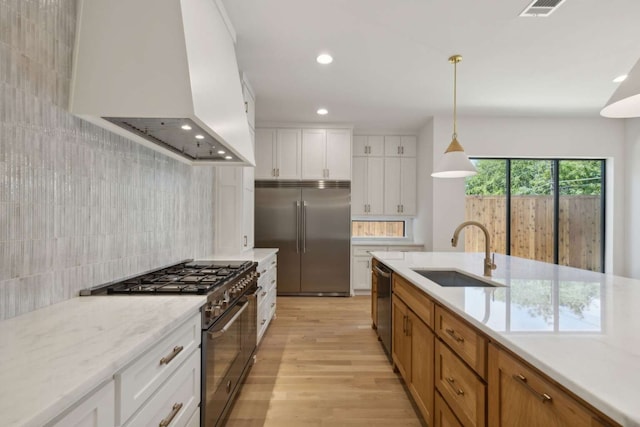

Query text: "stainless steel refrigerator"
[255, 181, 351, 296]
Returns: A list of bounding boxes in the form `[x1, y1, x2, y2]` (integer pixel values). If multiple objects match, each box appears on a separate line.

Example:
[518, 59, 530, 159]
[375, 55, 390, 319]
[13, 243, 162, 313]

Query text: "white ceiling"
[222, 0, 640, 132]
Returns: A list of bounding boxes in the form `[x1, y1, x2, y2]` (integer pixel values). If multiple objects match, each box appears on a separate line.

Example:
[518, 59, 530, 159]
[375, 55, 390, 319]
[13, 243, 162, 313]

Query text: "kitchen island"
[372, 251, 639, 427]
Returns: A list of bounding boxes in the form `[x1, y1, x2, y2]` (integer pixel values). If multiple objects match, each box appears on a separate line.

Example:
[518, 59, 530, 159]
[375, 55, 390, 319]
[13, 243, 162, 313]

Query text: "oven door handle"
[247, 286, 262, 299]
[208, 301, 249, 340]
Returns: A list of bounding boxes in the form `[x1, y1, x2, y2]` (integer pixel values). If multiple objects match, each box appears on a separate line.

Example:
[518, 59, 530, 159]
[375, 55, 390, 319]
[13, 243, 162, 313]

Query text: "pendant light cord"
[453, 58, 457, 139]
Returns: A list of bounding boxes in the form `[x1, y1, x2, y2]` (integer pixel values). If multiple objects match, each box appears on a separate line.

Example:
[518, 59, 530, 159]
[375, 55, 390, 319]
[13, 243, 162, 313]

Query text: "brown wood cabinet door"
[435, 391, 463, 427]
[409, 311, 434, 427]
[488, 344, 605, 427]
[392, 295, 411, 379]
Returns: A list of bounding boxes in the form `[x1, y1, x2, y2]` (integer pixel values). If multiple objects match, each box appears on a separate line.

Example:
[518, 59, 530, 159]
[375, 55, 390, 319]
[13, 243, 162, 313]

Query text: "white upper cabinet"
[384, 135, 417, 157]
[241, 73, 256, 131]
[352, 157, 384, 215]
[353, 135, 384, 156]
[384, 157, 417, 215]
[302, 128, 351, 180]
[255, 128, 302, 180]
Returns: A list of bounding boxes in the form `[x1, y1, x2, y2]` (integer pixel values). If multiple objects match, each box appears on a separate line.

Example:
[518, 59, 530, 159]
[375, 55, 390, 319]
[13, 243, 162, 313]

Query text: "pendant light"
[601, 57, 640, 118]
[432, 55, 477, 178]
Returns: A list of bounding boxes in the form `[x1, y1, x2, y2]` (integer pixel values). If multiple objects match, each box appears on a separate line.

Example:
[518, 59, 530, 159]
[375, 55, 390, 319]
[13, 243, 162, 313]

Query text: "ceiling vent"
[519, 0, 567, 17]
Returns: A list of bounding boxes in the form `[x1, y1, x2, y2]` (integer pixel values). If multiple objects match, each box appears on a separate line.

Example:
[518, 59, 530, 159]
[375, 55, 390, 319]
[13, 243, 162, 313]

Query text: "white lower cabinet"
[117, 313, 201, 427]
[51, 381, 114, 427]
[257, 253, 278, 345]
[351, 245, 424, 294]
[123, 350, 200, 427]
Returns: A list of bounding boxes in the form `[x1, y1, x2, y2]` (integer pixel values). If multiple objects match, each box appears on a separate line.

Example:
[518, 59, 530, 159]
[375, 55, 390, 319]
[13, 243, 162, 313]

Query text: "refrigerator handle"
[302, 201, 307, 253]
[296, 201, 300, 253]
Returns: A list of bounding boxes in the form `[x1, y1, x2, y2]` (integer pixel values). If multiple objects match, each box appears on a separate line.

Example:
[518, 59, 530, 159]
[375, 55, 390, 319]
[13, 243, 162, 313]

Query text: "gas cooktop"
[82, 260, 254, 295]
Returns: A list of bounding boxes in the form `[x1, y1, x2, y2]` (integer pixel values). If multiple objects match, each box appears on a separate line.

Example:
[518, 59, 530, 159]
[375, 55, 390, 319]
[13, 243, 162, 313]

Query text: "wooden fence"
[465, 195, 602, 272]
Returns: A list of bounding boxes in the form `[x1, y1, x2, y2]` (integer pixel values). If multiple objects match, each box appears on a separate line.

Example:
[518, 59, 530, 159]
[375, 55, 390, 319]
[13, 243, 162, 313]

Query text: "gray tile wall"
[0, 0, 216, 320]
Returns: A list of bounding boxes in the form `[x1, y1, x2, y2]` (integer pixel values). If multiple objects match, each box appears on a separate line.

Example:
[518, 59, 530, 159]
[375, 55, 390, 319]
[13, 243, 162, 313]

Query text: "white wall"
[624, 118, 640, 278]
[420, 115, 626, 275]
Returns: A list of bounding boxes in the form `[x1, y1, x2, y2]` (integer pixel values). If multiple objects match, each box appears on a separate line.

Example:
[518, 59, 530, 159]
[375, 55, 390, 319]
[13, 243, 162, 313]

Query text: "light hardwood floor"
[225, 296, 424, 427]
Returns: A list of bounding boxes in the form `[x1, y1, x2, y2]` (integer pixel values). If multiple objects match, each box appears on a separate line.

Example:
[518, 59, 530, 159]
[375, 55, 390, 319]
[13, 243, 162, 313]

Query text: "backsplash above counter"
[0, 0, 216, 320]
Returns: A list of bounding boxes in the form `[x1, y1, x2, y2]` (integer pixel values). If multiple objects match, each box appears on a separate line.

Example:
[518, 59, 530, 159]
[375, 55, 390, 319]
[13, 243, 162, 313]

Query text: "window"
[352, 220, 406, 238]
[465, 158, 605, 272]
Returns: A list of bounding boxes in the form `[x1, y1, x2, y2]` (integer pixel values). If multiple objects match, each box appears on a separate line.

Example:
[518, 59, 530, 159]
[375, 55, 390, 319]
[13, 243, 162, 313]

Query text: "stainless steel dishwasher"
[373, 262, 392, 361]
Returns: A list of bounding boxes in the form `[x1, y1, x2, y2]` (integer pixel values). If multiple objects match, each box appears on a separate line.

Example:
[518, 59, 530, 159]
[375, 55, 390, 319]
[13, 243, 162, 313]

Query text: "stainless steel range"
[82, 260, 259, 427]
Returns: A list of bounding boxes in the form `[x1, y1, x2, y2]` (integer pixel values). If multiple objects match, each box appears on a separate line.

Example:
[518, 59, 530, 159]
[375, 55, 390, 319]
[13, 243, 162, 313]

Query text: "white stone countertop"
[0, 296, 206, 427]
[200, 248, 278, 264]
[371, 251, 640, 427]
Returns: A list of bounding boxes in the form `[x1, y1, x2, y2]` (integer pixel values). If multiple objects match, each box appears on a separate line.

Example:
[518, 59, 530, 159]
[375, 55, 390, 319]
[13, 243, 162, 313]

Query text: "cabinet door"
[52, 381, 114, 427]
[384, 135, 402, 157]
[242, 81, 255, 130]
[384, 157, 402, 215]
[368, 135, 385, 156]
[255, 129, 276, 179]
[400, 157, 417, 215]
[488, 344, 602, 427]
[301, 129, 327, 179]
[326, 129, 351, 179]
[392, 296, 411, 380]
[352, 157, 368, 215]
[242, 185, 254, 249]
[366, 157, 385, 215]
[353, 135, 368, 156]
[400, 135, 417, 157]
[435, 392, 463, 427]
[276, 129, 302, 179]
[352, 256, 372, 291]
[409, 312, 434, 427]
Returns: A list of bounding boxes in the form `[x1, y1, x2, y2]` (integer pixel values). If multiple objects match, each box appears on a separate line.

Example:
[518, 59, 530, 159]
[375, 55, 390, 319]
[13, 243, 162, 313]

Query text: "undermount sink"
[412, 270, 497, 287]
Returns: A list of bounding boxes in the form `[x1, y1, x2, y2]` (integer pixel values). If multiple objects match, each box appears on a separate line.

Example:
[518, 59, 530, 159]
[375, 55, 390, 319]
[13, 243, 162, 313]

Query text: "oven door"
[202, 300, 249, 427]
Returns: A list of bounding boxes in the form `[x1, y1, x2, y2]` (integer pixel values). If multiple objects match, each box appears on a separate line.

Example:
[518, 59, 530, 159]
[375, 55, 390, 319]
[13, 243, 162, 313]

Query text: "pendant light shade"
[601, 57, 640, 118]
[432, 55, 477, 178]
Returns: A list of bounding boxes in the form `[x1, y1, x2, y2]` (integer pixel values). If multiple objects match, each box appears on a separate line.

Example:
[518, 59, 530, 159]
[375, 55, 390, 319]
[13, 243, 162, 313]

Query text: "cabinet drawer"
[435, 306, 486, 378]
[488, 344, 608, 427]
[257, 254, 277, 276]
[434, 391, 463, 427]
[51, 380, 115, 427]
[123, 349, 200, 427]
[116, 314, 201, 425]
[393, 274, 434, 329]
[353, 246, 380, 257]
[435, 340, 486, 427]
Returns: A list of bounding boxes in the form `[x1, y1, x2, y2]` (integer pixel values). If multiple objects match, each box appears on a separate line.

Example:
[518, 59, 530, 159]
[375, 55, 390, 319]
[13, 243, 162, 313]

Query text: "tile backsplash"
[0, 0, 216, 319]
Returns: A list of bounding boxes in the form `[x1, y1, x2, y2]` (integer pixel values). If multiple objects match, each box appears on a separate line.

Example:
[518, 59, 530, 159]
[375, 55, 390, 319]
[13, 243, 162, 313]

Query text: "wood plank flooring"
[225, 296, 424, 427]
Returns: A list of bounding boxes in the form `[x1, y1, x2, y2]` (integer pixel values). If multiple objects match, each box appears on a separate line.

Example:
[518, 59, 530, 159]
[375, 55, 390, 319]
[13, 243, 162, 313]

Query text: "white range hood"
[70, 0, 255, 166]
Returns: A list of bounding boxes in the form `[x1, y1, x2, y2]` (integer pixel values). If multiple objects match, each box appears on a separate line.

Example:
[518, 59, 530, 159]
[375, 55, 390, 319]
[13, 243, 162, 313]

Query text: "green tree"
[465, 159, 601, 196]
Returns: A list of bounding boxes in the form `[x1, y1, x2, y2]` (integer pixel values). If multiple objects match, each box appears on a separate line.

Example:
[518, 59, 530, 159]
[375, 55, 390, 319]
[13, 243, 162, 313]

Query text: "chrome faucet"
[451, 221, 497, 277]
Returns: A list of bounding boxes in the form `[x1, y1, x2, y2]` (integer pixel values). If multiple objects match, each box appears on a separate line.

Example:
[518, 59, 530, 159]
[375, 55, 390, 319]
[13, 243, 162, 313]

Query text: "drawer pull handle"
[261, 319, 267, 325]
[159, 402, 183, 427]
[446, 377, 465, 396]
[261, 269, 267, 274]
[271, 302, 276, 308]
[513, 374, 552, 403]
[159, 346, 183, 365]
[445, 328, 465, 343]
[261, 291, 267, 297]
[271, 260, 276, 265]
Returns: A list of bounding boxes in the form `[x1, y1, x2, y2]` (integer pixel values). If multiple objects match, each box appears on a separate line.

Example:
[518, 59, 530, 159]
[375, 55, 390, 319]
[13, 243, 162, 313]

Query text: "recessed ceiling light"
[613, 74, 628, 83]
[225, 155, 233, 160]
[217, 150, 225, 155]
[195, 134, 204, 140]
[181, 124, 192, 130]
[317, 108, 328, 115]
[316, 54, 333, 65]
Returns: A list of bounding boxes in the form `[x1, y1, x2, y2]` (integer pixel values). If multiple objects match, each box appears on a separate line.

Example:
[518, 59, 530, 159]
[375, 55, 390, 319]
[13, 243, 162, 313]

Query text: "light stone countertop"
[200, 248, 278, 264]
[371, 251, 640, 427]
[351, 240, 424, 247]
[0, 296, 206, 427]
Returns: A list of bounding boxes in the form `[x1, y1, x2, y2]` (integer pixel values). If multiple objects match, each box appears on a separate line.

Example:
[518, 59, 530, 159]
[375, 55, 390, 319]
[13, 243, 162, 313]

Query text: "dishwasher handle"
[373, 265, 391, 278]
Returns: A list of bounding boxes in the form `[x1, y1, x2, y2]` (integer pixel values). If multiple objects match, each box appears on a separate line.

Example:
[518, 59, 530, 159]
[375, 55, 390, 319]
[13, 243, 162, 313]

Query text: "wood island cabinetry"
[381, 270, 619, 427]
